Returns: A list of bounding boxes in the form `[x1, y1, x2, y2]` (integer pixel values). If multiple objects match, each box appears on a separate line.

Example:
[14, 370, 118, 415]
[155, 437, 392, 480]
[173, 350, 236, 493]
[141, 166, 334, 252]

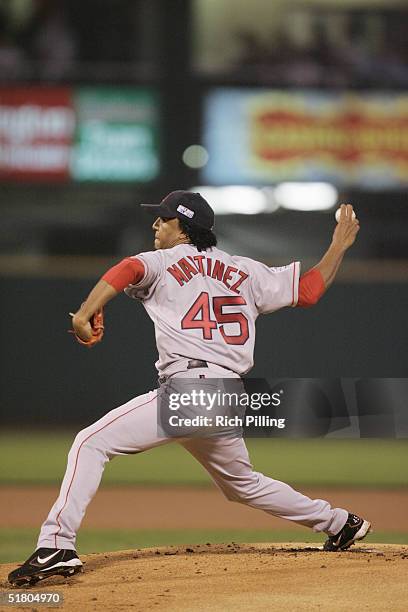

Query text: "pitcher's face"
[152, 217, 185, 249]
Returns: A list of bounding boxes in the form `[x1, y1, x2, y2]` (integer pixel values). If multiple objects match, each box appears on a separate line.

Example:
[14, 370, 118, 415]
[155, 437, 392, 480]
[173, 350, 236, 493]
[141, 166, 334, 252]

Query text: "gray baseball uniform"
[38, 243, 347, 550]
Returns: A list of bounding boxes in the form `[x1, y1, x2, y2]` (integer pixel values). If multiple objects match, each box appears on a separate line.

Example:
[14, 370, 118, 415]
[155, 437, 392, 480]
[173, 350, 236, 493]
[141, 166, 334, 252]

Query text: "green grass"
[1, 528, 407, 564]
[0, 432, 407, 487]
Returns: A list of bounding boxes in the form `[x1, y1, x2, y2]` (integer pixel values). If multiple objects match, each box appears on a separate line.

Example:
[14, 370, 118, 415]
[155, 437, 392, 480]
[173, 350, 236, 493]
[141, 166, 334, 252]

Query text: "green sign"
[71, 88, 159, 182]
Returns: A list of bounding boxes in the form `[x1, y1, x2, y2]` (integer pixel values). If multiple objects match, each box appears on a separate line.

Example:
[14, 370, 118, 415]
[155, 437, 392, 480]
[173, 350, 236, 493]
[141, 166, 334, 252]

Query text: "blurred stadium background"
[0, 0, 407, 562]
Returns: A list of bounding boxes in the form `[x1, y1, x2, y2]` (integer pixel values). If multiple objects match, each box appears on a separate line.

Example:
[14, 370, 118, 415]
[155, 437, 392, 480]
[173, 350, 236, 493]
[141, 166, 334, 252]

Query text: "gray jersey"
[125, 244, 300, 376]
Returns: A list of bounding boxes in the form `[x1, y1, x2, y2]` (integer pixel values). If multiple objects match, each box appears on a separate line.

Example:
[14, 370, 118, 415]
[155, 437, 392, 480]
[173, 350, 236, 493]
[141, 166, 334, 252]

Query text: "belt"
[187, 359, 208, 369]
[159, 360, 208, 384]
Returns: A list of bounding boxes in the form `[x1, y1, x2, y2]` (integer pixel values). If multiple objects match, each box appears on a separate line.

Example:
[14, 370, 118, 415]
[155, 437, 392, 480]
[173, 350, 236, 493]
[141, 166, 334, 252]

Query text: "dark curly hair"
[178, 219, 217, 252]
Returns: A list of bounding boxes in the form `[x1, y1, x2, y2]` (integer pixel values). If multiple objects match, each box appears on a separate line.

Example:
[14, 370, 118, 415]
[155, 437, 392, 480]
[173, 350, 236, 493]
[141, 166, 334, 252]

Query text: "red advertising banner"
[0, 87, 75, 181]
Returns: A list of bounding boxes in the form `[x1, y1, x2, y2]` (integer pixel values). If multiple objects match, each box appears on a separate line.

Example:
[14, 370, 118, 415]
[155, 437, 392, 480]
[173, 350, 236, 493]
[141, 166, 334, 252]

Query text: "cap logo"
[177, 204, 194, 219]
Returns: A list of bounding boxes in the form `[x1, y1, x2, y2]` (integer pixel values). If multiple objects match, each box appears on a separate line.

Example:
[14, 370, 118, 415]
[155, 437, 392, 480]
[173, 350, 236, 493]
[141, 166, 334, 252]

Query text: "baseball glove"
[70, 309, 104, 348]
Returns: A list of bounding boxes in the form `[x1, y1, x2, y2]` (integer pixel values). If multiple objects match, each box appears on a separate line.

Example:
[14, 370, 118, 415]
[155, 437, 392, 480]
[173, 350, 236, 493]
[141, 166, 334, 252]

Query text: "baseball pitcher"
[8, 191, 370, 586]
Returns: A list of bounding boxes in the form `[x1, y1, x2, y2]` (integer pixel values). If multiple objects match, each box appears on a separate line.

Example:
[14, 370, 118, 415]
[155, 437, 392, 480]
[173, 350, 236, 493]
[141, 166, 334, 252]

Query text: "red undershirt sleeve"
[101, 257, 145, 292]
[297, 268, 326, 307]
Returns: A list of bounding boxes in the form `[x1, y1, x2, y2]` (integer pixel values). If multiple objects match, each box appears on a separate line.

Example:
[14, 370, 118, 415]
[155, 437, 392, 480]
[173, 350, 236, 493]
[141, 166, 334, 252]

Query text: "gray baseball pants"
[38, 368, 348, 550]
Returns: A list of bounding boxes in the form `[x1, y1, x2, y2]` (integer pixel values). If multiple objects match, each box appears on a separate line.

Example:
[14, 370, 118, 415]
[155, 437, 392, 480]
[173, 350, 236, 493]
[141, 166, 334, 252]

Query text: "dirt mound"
[1, 543, 408, 611]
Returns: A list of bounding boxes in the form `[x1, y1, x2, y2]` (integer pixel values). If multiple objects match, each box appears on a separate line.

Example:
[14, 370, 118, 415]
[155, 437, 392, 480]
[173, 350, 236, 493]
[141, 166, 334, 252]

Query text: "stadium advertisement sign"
[203, 89, 408, 188]
[0, 87, 159, 182]
[0, 87, 74, 181]
[71, 88, 159, 182]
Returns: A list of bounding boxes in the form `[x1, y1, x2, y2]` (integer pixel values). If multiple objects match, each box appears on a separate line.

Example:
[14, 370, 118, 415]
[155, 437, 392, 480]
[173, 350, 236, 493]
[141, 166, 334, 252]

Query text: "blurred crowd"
[0, 0, 143, 81]
[234, 9, 408, 88]
[0, 0, 407, 87]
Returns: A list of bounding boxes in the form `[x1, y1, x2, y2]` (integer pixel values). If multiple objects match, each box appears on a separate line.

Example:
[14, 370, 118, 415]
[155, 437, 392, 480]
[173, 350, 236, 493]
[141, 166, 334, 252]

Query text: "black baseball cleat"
[323, 513, 372, 551]
[8, 548, 83, 587]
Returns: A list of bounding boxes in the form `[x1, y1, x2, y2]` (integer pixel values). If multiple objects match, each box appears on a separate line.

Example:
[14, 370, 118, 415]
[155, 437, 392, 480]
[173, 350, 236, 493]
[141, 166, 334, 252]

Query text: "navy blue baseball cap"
[141, 190, 214, 230]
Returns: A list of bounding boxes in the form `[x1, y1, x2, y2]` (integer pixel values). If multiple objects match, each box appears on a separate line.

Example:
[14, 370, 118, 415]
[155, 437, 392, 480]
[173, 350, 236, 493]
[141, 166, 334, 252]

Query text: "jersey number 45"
[181, 291, 249, 345]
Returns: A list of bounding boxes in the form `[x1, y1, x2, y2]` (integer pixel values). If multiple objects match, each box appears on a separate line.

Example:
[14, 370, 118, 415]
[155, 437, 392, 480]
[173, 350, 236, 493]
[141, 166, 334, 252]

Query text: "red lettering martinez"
[178, 257, 198, 280]
[167, 258, 249, 294]
[229, 270, 248, 293]
[191, 255, 205, 275]
[167, 263, 189, 286]
[223, 266, 237, 288]
[212, 260, 225, 282]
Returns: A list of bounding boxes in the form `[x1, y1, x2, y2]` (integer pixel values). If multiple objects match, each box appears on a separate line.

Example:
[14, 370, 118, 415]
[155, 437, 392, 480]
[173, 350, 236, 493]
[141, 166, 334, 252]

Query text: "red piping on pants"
[53, 393, 158, 548]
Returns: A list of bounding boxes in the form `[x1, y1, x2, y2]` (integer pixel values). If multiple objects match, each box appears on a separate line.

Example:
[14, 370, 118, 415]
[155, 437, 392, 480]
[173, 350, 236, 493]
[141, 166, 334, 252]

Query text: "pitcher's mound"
[1, 543, 407, 611]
